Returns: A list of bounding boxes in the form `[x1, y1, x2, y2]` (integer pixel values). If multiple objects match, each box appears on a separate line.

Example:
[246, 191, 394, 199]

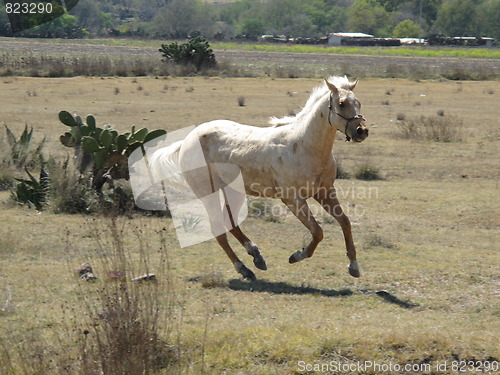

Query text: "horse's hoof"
[289, 250, 304, 264]
[348, 266, 361, 278]
[240, 266, 257, 281]
[253, 256, 267, 271]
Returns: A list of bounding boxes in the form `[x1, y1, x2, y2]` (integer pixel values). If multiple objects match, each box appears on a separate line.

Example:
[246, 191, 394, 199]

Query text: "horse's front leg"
[314, 188, 360, 278]
[281, 197, 323, 263]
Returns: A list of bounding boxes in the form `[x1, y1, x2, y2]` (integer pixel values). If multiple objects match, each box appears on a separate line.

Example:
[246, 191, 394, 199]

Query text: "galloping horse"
[150, 76, 369, 280]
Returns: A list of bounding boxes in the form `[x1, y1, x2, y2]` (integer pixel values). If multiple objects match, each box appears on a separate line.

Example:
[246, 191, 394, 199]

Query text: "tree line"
[1, 0, 499, 41]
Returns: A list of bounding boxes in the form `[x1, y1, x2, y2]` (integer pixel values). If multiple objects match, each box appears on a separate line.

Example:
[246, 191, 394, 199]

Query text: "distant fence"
[427, 35, 494, 47]
[260, 34, 495, 48]
[261, 35, 400, 46]
[341, 38, 401, 47]
[261, 35, 328, 44]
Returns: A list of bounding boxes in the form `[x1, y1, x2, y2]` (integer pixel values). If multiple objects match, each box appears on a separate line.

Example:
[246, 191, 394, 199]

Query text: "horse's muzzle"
[353, 125, 369, 142]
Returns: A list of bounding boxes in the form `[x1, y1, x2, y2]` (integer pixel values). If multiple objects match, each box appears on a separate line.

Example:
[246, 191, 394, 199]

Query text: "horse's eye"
[339, 102, 345, 108]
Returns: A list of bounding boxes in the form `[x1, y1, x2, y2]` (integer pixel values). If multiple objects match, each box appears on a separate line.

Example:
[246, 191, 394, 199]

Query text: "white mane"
[269, 75, 352, 127]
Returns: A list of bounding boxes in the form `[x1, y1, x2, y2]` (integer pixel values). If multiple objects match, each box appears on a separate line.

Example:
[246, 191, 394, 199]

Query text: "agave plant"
[12, 166, 49, 210]
[3, 124, 45, 170]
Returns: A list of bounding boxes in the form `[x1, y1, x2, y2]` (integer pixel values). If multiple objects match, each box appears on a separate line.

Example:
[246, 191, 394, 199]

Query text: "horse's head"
[325, 78, 369, 142]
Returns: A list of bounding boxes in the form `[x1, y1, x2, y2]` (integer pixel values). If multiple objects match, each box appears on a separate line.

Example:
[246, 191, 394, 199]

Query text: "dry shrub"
[0, 169, 14, 191]
[364, 234, 395, 249]
[0, 219, 180, 374]
[397, 115, 464, 142]
[354, 164, 383, 181]
[199, 271, 226, 289]
[46, 157, 99, 214]
[70, 219, 177, 375]
[335, 154, 350, 179]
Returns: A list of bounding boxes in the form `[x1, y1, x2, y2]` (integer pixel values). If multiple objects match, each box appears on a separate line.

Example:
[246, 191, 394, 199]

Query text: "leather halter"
[328, 94, 364, 142]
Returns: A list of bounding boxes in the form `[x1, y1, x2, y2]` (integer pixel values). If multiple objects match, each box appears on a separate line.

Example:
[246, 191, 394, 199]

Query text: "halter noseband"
[328, 94, 364, 142]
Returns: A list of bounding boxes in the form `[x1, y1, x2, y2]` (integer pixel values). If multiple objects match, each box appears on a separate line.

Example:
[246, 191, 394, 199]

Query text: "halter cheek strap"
[328, 94, 364, 142]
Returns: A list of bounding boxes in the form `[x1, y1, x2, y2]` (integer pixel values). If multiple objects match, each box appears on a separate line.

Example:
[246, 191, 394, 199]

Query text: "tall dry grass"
[396, 115, 464, 142]
[70, 218, 176, 375]
[0, 218, 180, 375]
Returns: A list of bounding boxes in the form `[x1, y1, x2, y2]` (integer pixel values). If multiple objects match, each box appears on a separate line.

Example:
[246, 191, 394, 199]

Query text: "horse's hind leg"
[215, 233, 256, 281]
[206, 207, 256, 281]
[229, 226, 267, 270]
[201, 185, 256, 281]
[221, 184, 267, 271]
[184, 166, 256, 281]
[314, 188, 360, 278]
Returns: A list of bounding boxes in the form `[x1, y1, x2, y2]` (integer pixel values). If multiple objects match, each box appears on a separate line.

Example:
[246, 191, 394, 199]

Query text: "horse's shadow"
[228, 279, 353, 297]
[373, 290, 419, 309]
[227, 280, 419, 309]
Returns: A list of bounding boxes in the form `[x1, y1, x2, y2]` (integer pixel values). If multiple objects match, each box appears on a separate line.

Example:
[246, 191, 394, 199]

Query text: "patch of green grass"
[364, 234, 395, 249]
[213, 42, 500, 59]
[354, 164, 383, 180]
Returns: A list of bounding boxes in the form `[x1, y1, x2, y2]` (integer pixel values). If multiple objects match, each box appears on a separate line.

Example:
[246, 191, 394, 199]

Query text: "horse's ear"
[325, 79, 338, 95]
[348, 78, 359, 91]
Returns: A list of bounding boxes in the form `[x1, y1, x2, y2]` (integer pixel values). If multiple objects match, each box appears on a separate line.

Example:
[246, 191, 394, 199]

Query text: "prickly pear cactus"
[58, 111, 166, 191]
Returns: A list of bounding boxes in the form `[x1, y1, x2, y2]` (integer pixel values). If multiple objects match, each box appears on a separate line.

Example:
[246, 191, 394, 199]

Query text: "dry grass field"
[0, 76, 498, 374]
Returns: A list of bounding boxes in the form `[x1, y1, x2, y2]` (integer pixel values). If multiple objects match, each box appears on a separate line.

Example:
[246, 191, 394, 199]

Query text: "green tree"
[220, 0, 254, 25]
[238, 18, 265, 39]
[325, 6, 348, 33]
[378, 0, 407, 12]
[0, 6, 13, 36]
[70, 0, 113, 33]
[262, 0, 317, 36]
[420, 0, 443, 26]
[477, 0, 500, 40]
[20, 13, 86, 38]
[152, 0, 215, 38]
[300, 0, 348, 34]
[347, 0, 392, 36]
[392, 19, 423, 37]
[433, 0, 480, 36]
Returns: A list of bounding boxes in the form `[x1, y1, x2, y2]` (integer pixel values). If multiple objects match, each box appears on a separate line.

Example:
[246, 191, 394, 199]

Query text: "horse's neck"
[290, 99, 336, 161]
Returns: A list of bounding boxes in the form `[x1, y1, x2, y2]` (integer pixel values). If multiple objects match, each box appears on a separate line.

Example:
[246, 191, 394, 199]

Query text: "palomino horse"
[150, 76, 369, 280]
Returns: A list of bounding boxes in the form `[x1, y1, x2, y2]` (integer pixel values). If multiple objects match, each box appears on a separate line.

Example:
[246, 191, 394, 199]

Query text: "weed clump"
[335, 154, 350, 179]
[71, 219, 175, 374]
[200, 271, 226, 289]
[248, 197, 283, 223]
[355, 164, 383, 181]
[364, 234, 395, 249]
[0, 219, 180, 374]
[397, 115, 464, 142]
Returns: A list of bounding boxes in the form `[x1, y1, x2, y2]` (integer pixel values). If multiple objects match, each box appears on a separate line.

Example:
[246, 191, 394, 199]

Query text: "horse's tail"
[148, 140, 188, 190]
